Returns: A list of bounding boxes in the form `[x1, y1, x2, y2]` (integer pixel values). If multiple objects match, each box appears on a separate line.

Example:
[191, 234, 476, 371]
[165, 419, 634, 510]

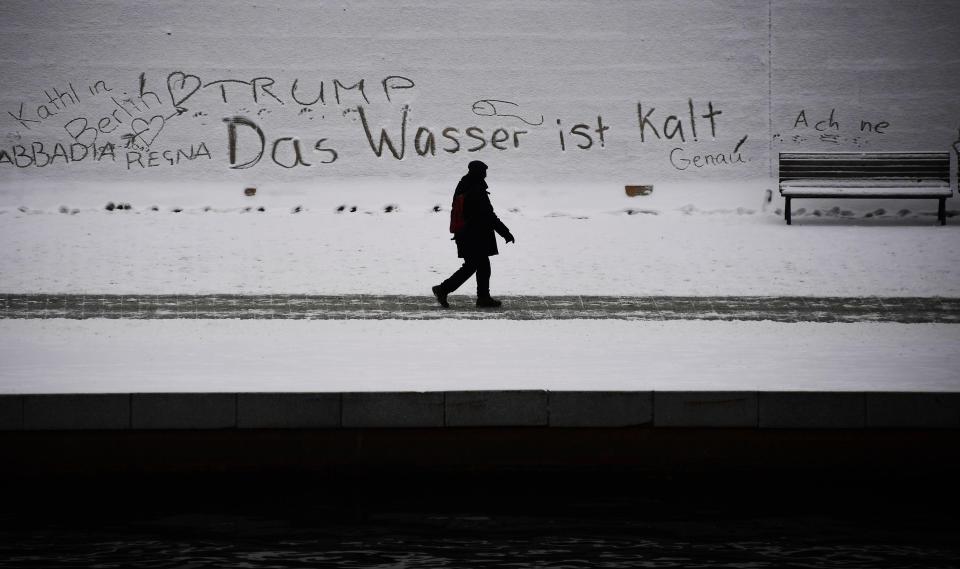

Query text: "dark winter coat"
[452, 174, 511, 258]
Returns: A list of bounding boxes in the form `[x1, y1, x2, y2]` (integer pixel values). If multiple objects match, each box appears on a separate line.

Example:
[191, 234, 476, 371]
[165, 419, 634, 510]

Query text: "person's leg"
[474, 256, 501, 307]
[439, 258, 478, 294]
[475, 256, 491, 298]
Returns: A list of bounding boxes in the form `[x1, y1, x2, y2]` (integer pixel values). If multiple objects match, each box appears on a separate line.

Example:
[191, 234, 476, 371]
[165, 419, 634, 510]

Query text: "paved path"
[2, 294, 958, 323]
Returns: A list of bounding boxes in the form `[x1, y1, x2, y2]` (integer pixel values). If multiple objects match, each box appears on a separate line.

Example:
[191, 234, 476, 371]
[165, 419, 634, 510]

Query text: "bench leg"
[785, 197, 791, 225]
[938, 198, 946, 226]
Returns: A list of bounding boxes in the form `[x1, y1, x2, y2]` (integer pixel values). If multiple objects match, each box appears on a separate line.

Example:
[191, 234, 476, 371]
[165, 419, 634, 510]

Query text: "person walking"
[432, 160, 515, 308]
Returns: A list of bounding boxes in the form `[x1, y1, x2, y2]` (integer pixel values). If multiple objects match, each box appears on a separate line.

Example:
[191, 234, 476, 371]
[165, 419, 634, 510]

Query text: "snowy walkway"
[2, 318, 958, 393]
[3, 294, 959, 323]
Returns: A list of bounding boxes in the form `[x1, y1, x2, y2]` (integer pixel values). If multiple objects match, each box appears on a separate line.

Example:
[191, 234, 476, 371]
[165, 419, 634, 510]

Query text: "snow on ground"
[1, 180, 958, 297]
[1, 319, 957, 393]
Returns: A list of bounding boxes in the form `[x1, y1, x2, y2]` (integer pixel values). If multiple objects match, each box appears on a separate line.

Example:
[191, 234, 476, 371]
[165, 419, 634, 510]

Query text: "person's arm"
[478, 192, 514, 243]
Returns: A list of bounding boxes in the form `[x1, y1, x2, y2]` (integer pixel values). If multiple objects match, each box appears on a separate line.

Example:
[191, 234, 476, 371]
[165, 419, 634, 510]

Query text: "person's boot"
[432, 285, 449, 308]
[476, 296, 502, 308]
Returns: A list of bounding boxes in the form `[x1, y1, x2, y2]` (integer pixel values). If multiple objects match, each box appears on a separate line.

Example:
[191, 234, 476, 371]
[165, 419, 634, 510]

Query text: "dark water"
[3, 521, 957, 568]
[2, 473, 958, 568]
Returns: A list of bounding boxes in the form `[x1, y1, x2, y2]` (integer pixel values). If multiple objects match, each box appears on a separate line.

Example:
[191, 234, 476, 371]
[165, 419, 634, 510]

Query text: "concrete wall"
[2, 391, 958, 430]
[0, 0, 957, 192]
[4, 391, 957, 477]
[772, 0, 960, 158]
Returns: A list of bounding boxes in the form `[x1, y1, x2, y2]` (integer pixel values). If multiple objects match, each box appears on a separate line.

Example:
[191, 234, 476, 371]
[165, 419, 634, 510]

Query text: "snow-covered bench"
[778, 152, 953, 225]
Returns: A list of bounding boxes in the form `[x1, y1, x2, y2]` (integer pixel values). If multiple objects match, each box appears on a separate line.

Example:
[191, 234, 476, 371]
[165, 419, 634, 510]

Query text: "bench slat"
[780, 165, 949, 170]
[780, 162, 949, 169]
[780, 157, 948, 162]
[780, 160, 949, 165]
[780, 152, 949, 160]
[780, 179, 950, 187]
[780, 160, 949, 166]
[780, 172, 950, 180]
[781, 189, 953, 198]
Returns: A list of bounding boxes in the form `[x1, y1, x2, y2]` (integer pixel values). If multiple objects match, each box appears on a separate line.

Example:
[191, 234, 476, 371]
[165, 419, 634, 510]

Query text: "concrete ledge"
[23, 394, 129, 430]
[550, 391, 652, 427]
[238, 393, 341, 429]
[0, 391, 956, 431]
[132, 393, 236, 429]
[446, 391, 548, 427]
[342, 392, 443, 428]
[0, 396, 23, 430]
[654, 392, 758, 427]
[867, 392, 960, 428]
[759, 392, 864, 429]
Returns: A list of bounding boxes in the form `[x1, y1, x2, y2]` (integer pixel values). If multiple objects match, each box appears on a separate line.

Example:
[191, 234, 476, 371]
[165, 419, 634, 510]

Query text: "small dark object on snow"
[433, 205, 442, 212]
[336, 205, 346, 212]
[244, 187, 257, 196]
[257, 206, 265, 212]
[105, 202, 116, 211]
[150, 206, 159, 211]
[59, 206, 69, 214]
[349, 206, 357, 212]
[172, 208, 182, 213]
[292, 205, 302, 213]
[384, 204, 396, 213]
[122, 203, 131, 210]
[625, 185, 653, 197]
[204, 206, 212, 212]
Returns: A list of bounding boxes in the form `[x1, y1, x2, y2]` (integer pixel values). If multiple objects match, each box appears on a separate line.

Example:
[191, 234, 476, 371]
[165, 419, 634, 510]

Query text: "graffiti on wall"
[2, 71, 753, 174]
[773, 108, 892, 148]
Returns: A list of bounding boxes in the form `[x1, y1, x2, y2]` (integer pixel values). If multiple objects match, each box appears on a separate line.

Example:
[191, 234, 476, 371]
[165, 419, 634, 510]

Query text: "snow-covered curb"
[2, 319, 958, 394]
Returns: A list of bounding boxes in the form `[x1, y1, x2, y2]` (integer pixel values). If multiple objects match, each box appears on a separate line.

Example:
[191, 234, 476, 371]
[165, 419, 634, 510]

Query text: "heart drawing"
[130, 115, 165, 148]
[167, 71, 201, 111]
